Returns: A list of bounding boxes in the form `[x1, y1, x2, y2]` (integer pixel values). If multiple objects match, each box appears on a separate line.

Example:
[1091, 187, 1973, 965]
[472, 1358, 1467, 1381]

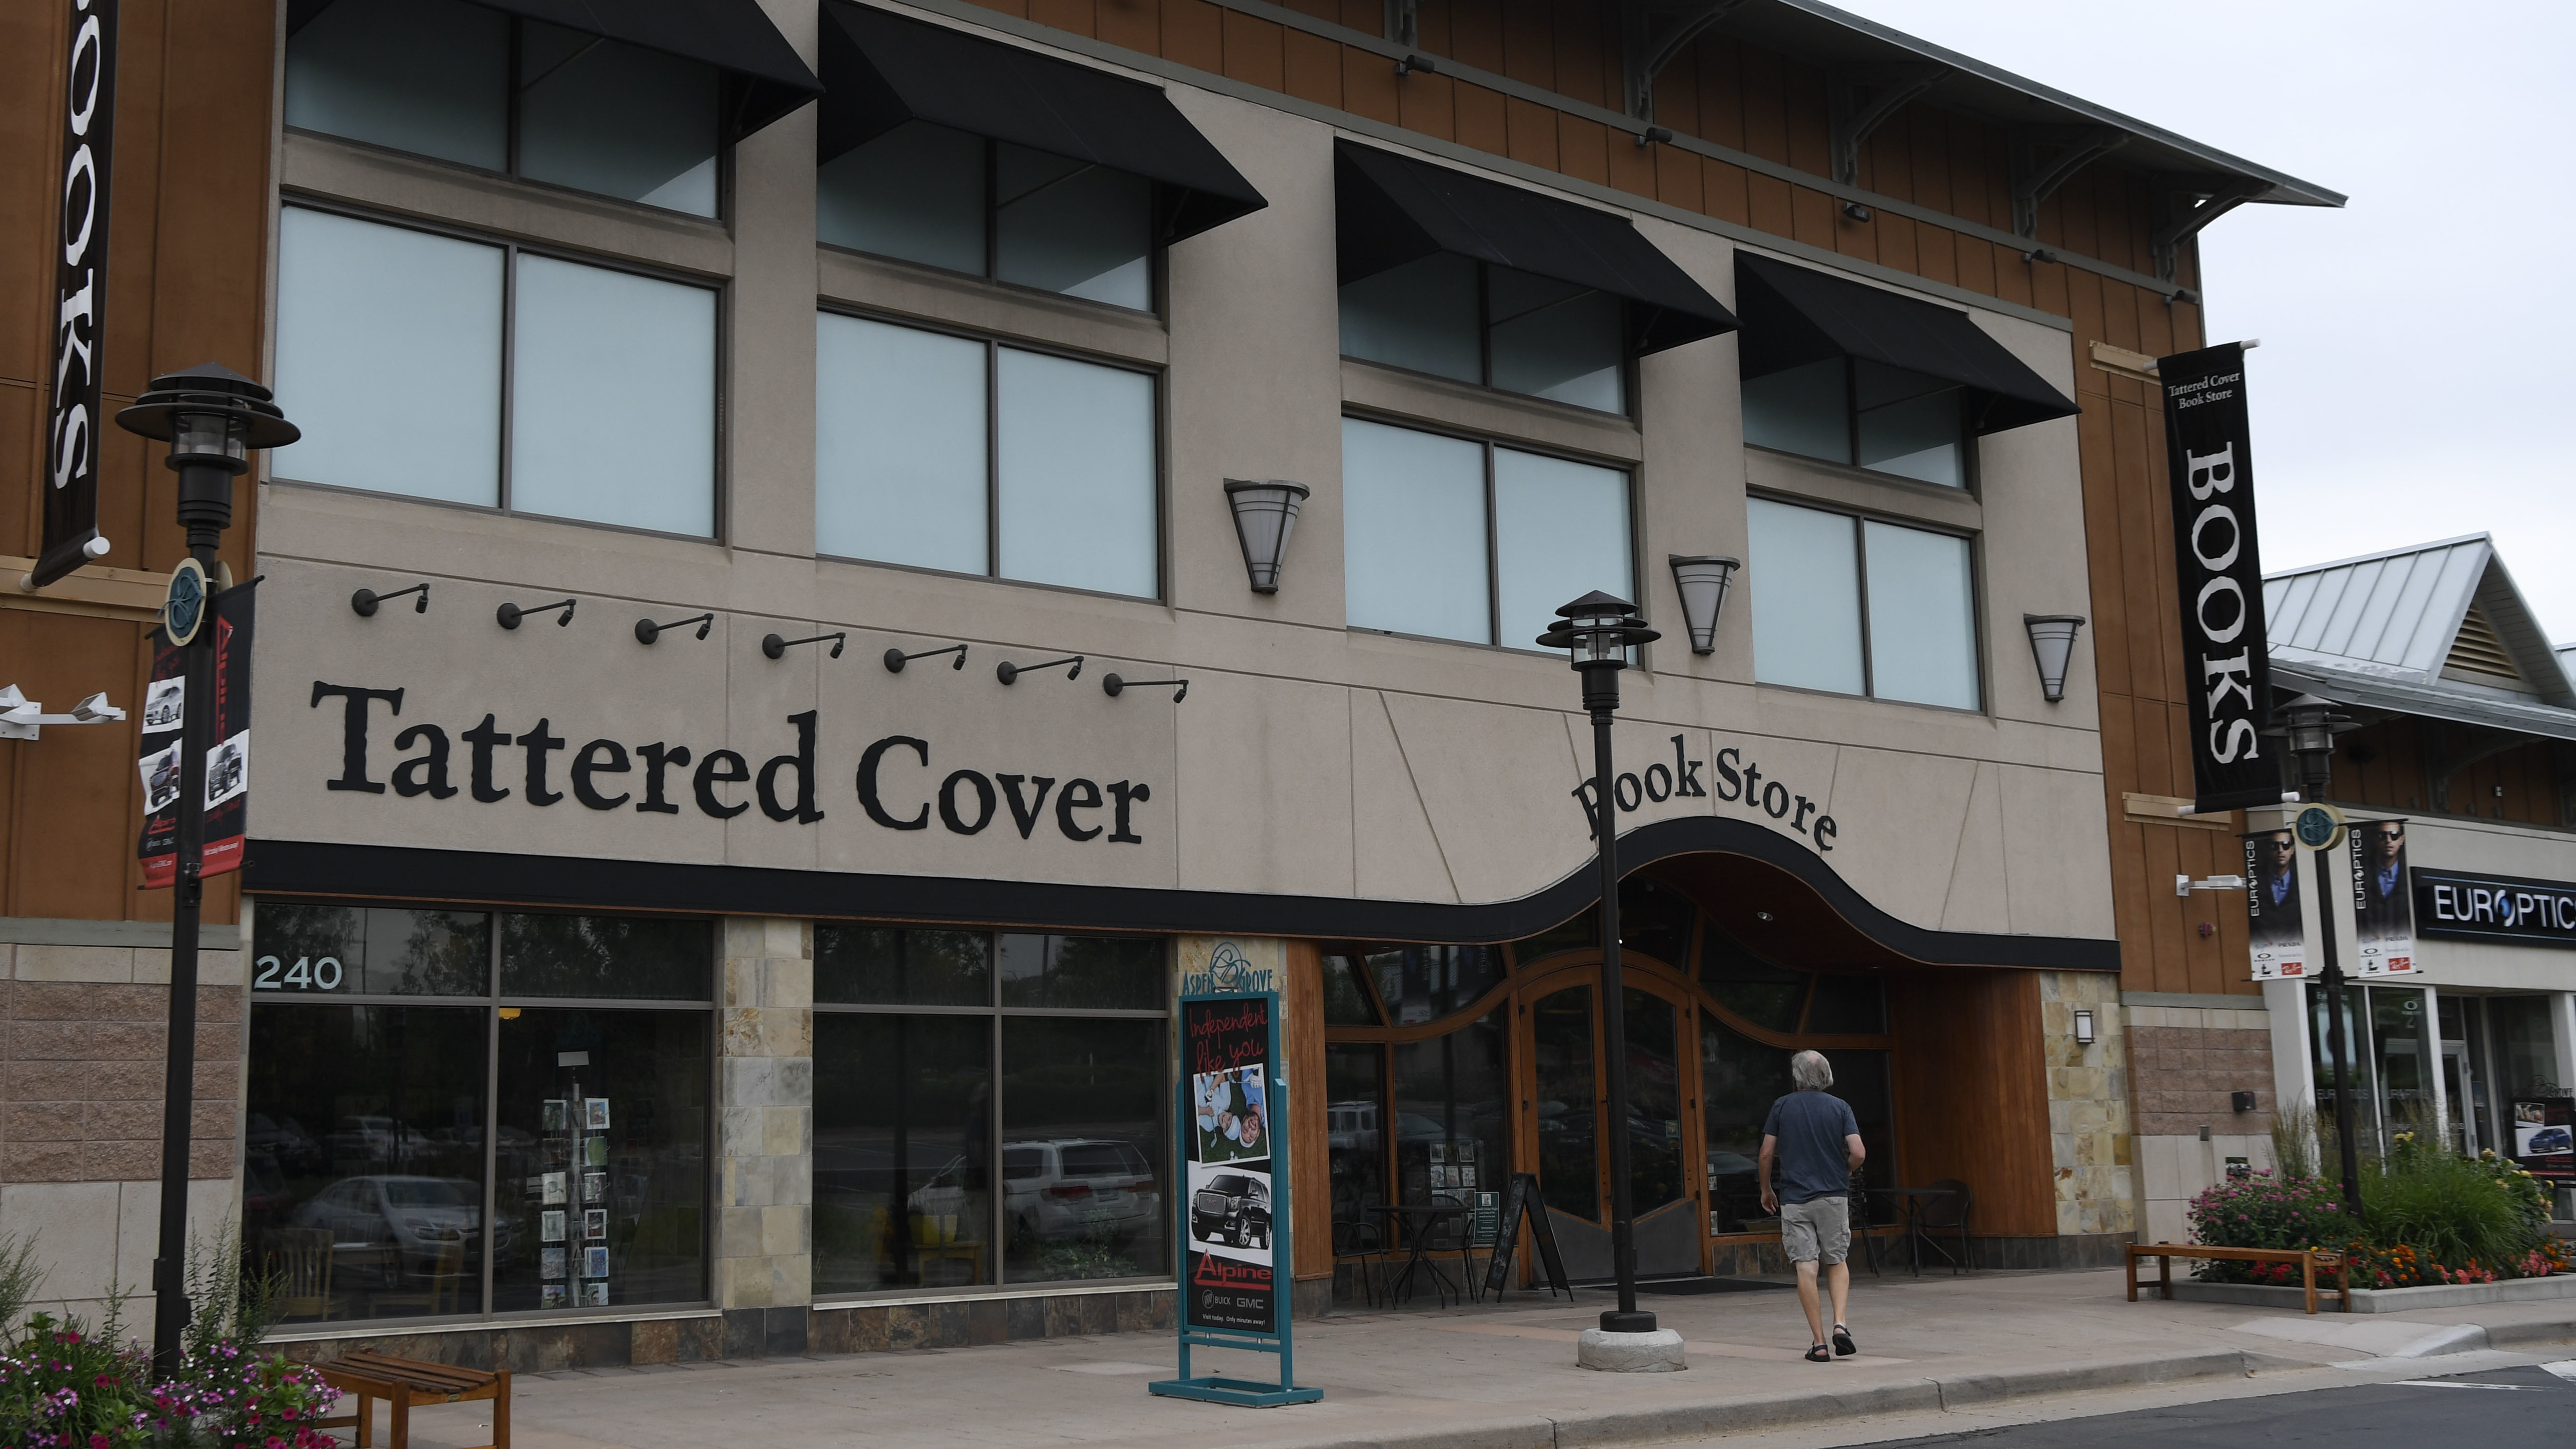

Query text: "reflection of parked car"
[246, 1113, 324, 1175]
[910, 1139, 1161, 1246]
[2528, 1126, 2572, 1155]
[1327, 1100, 1379, 1154]
[325, 1115, 428, 1166]
[1190, 1172, 1271, 1249]
[290, 1175, 501, 1279]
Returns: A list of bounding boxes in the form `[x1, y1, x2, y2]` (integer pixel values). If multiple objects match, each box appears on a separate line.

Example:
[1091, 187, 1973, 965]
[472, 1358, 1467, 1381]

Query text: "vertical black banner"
[37, 0, 120, 587]
[2159, 342, 2275, 814]
[1181, 995, 1277, 1335]
[138, 585, 255, 887]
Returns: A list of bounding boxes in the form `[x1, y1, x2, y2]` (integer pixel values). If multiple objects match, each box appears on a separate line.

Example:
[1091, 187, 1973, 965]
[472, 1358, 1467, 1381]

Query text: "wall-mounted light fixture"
[763, 631, 845, 660]
[2022, 614, 2085, 703]
[0, 685, 125, 742]
[1840, 200, 1874, 222]
[498, 598, 575, 630]
[635, 613, 713, 645]
[1635, 125, 1673, 148]
[2073, 1008, 2096, 1046]
[996, 655, 1081, 685]
[2022, 247, 2058, 265]
[885, 644, 968, 673]
[1396, 52, 1436, 76]
[1667, 555, 1739, 655]
[1224, 479, 1309, 594]
[1103, 673, 1188, 702]
[351, 582, 428, 617]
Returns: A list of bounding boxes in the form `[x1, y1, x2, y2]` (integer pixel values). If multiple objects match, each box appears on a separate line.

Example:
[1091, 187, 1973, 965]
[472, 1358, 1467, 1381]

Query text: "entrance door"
[1524, 971, 1701, 1281]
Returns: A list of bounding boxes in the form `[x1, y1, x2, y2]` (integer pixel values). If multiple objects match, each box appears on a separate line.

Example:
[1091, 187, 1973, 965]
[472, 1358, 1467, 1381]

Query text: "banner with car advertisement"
[2243, 829, 2307, 979]
[2347, 819, 2416, 975]
[2512, 1099, 2572, 1179]
[138, 581, 255, 887]
[1181, 991, 1278, 1334]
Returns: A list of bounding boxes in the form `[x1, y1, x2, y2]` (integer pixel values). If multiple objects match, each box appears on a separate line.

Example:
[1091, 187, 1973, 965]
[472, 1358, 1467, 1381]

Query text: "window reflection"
[1320, 954, 1381, 1025]
[1622, 990, 1684, 1215]
[253, 904, 488, 996]
[996, 933, 1163, 1010]
[814, 1014, 993, 1292]
[1700, 1008, 1791, 1233]
[1393, 1010, 1508, 1208]
[816, 927, 992, 1007]
[1532, 987, 1599, 1222]
[1326, 1044, 1387, 1227]
[1699, 919, 1809, 1033]
[1000, 1017, 1167, 1282]
[498, 914, 713, 1000]
[1366, 946, 1499, 1027]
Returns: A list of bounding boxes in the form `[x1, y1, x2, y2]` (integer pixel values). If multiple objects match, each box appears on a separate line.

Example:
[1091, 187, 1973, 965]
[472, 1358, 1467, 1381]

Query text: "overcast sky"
[1826, 1, 2576, 643]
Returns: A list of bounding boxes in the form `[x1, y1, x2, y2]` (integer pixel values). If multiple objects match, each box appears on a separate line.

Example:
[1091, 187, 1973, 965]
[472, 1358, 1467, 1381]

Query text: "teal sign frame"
[1150, 985, 1320, 1408]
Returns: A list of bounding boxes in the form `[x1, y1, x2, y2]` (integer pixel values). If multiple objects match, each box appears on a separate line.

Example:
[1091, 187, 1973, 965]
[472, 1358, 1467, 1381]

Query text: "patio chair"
[1332, 1215, 1392, 1308]
[370, 1236, 466, 1318]
[1421, 1192, 1481, 1306]
[1847, 1168, 1881, 1277]
[271, 1227, 336, 1322]
[1909, 1179, 1973, 1276]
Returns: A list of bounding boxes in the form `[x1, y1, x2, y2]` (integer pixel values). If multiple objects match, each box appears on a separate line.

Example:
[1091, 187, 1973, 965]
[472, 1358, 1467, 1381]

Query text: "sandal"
[1832, 1325, 1856, 1357]
[1804, 1344, 1832, 1363]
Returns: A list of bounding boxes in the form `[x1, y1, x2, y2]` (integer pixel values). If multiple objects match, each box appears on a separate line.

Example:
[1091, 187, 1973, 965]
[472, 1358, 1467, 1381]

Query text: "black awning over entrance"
[1334, 141, 1737, 356]
[288, 0, 823, 140]
[819, 1, 1267, 244]
[1734, 253, 2080, 435]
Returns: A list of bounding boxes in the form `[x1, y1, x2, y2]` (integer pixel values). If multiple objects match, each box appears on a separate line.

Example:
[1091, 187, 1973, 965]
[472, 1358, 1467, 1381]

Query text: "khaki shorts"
[1779, 1195, 1850, 1266]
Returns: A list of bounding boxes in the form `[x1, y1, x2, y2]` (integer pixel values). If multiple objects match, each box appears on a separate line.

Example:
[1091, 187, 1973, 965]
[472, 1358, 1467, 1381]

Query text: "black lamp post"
[2266, 693, 2365, 1218]
[1536, 592, 1661, 1335]
[115, 364, 297, 1375]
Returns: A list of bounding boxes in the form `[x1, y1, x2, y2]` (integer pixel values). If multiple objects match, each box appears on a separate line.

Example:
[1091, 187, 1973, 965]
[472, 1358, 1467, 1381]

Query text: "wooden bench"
[2126, 1241, 2349, 1314]
[315, 1350, 511, 1449]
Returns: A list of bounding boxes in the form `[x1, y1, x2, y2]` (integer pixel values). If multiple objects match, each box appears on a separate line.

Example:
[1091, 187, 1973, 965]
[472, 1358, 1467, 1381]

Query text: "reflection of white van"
[1327, 1100, 1379, 1153]
[909, 1139, 1161, 1245]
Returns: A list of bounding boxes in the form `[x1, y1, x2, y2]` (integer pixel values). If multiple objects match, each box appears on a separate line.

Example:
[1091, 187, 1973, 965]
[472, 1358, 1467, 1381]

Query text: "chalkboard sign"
[1483, 1172, 1572, 1301]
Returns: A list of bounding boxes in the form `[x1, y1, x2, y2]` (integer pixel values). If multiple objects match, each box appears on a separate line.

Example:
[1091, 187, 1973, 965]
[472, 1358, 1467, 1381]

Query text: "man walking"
[1759, 1049, 1866, 1363]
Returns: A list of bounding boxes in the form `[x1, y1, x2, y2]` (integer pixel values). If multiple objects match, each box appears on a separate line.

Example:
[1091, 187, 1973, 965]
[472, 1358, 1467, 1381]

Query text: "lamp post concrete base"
[1576, 1327, 1687, 1372]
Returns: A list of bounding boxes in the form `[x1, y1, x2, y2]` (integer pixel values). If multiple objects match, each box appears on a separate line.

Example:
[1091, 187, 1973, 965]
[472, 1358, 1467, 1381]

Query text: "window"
[811, 927, 1169, 1296]
[1743, 357, 1969, 488]
[1745, 498, 1979, 709]
[819, 122, 1155, 311]
[1340, 255, 1627, 413]
[1342, 417, 1631, 648]
[286, 0, 721, 217]
[243, 905, 714, 1323]
[816, 313, 1158, 597]
[273, 207, 717, 536]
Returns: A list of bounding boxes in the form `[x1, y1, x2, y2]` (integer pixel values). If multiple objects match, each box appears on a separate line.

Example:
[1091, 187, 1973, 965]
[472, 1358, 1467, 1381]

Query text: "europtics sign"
[37, 0, 119, 587]
[2158, 342, 2275, 815]
[2413, 868, 2576, 949]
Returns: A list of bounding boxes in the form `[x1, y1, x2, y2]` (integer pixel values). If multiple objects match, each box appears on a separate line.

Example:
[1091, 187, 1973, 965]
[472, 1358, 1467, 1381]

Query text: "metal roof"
[1734, 1, 2346, 210]
[2265, 535, 2576, 736]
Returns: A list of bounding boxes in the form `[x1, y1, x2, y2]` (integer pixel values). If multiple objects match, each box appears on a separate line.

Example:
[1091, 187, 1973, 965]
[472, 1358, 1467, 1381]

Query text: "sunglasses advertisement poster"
[2242, 830, 2307, 979]
[2347, 818, 2416, 975]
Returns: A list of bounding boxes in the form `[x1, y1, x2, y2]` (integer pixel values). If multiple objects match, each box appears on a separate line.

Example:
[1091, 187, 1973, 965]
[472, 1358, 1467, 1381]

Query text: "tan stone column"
[714, 917, 812, 1355]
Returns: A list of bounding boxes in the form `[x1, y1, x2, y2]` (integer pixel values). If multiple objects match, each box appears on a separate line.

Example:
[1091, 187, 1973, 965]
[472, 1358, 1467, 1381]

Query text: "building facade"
[6, 0, 2336, 1367]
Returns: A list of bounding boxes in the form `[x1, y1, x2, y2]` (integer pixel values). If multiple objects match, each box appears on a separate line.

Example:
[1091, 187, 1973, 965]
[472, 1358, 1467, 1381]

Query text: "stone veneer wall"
[0, 936, 242, 1325]
[713, 918, 814, 1356]
[2124, 1000, 2278, 1244]
[2040, 971, 2136, 1239]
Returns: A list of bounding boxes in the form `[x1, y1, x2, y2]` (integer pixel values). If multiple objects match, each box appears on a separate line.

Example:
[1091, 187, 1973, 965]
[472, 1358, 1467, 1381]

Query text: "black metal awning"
[819, 1, 1267, 245]
[1334, 141, 1736, 356]
[1734, 253, 2079, 434]
[287, 0, 822, 140]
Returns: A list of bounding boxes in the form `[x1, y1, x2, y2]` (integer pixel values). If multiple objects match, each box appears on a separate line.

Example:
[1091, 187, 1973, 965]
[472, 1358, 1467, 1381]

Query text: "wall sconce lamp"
[1667, 555, 1739, 655]
[2022, 247, 2058, 265]
[2073, 1008, 2096, 1046]
[498, 598, 575, 629]
[2022, 614, 2085, 703]
[351, 582, 428, 617]
[1103, 673, 1188, 702]
[1396, 52, 1436, 77]
[1841, 201, 1874, 222]
[762, 631, 845, 660]
[885, 644, 968, 673]
[996, 655, 1081, 685]
[635, 613, 713, 645]
[1634, 125, 1673, 148]
[1224, 479, 1309, 594]
[0, 685, 125, 742]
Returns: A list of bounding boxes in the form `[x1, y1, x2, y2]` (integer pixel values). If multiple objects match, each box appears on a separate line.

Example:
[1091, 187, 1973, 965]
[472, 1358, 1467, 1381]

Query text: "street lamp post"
[115, 365, 298, 1375]
[1537, 592, 1661, 1337]
[2267, 694, 2365, 1218]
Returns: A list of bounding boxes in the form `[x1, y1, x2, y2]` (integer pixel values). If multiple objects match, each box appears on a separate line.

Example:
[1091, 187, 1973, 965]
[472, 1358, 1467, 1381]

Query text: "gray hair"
[1791, 1050, 1834, 1091]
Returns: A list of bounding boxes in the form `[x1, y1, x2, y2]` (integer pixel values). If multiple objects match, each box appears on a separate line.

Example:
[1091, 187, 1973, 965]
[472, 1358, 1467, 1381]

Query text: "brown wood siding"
[2326, 718, 2570, 829]
[1284, 939, 1332, 1281]
[1, 1, 272, 926]
[1887, 968, 2055, 1237]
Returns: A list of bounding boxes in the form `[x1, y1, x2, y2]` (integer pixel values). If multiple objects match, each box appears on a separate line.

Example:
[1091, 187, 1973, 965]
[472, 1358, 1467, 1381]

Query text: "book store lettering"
[1572, 734, 1839, 853]
[308, 682, 1154, 844]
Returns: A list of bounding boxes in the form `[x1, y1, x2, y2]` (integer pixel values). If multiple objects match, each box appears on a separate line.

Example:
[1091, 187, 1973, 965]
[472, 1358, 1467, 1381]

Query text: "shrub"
[2184, 1169, 2351, 1279]
[2361, 1133, 2544, 1275]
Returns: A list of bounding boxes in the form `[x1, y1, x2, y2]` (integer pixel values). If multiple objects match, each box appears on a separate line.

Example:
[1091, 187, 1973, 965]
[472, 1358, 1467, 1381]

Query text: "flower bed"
[2184, 1142, 2571, 1292]
[0, 1313, 342, 1449]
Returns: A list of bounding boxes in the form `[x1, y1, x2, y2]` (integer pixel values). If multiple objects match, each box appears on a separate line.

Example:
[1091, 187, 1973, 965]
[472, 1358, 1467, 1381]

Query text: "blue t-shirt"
[1762, 1090, 1860, 1204]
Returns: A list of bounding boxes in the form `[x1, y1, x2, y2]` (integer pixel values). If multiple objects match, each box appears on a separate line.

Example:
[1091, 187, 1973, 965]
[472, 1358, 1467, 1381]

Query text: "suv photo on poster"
[1190, 1170, 1271, 1250]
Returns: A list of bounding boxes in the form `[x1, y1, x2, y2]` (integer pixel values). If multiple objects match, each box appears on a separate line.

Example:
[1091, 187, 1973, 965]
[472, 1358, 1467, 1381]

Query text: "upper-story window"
[814, 2, 1265, 313]
[286, 0, 741, 217]
[1746, 497, 1979, 710]
[1733, 253, 2080, 490]
[1332, 141, 1736, 417]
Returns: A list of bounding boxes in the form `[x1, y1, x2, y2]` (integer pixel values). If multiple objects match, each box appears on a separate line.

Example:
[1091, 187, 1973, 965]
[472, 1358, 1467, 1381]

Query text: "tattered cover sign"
[38, 0, 119, 587]
[138, 585, 255, 887]
[2160, 343, 2274, 814]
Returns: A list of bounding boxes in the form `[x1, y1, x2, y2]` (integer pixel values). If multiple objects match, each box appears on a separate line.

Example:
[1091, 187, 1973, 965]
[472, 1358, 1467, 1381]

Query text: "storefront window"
[244, 905, 714, 1324]
[812, 927, 1169, 1296]
[2494, 995, 2562, 1100]
[1699, 920, 1807, 1033]
[2308, 983, 2385, 1149]
[1700, 1009, 1791, 1233]
[1367, 946, 1499, 1027]
[1623, 990, 1685, 1215]
[1392, 1010, 1508, 1207]
[1532, 987, 1597, 1221]
[1320, 955, 1380, 1025]
[1325, 1044, 1386, 1224]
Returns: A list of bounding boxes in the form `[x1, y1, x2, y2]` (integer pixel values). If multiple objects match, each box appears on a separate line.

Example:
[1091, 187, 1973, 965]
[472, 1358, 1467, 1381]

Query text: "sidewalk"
[345, 1270, 2576, 1449]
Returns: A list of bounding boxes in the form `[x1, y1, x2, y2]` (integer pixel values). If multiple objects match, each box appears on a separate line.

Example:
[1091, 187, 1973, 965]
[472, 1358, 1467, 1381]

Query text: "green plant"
[181, 1226, 281, 1362]
[2184, 1170, 2351, 1281]
[0, 1232, 44, 1344]
[2361, 1132, 2540, 1274]
[0, 1311, 157, 1447]
[2269, 1100, 2320, 1181]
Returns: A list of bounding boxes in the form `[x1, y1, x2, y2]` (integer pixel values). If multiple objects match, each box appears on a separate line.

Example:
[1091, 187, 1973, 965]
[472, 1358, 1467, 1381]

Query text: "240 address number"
[253, 954, 344, 991]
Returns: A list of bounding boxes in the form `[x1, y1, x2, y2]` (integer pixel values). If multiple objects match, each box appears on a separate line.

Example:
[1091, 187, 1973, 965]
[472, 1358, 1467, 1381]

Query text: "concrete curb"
[2168, 1274, 2576, 1313]
[2484, 1314, 2576, 1349]
[1251, 1348, 2261, 1449]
